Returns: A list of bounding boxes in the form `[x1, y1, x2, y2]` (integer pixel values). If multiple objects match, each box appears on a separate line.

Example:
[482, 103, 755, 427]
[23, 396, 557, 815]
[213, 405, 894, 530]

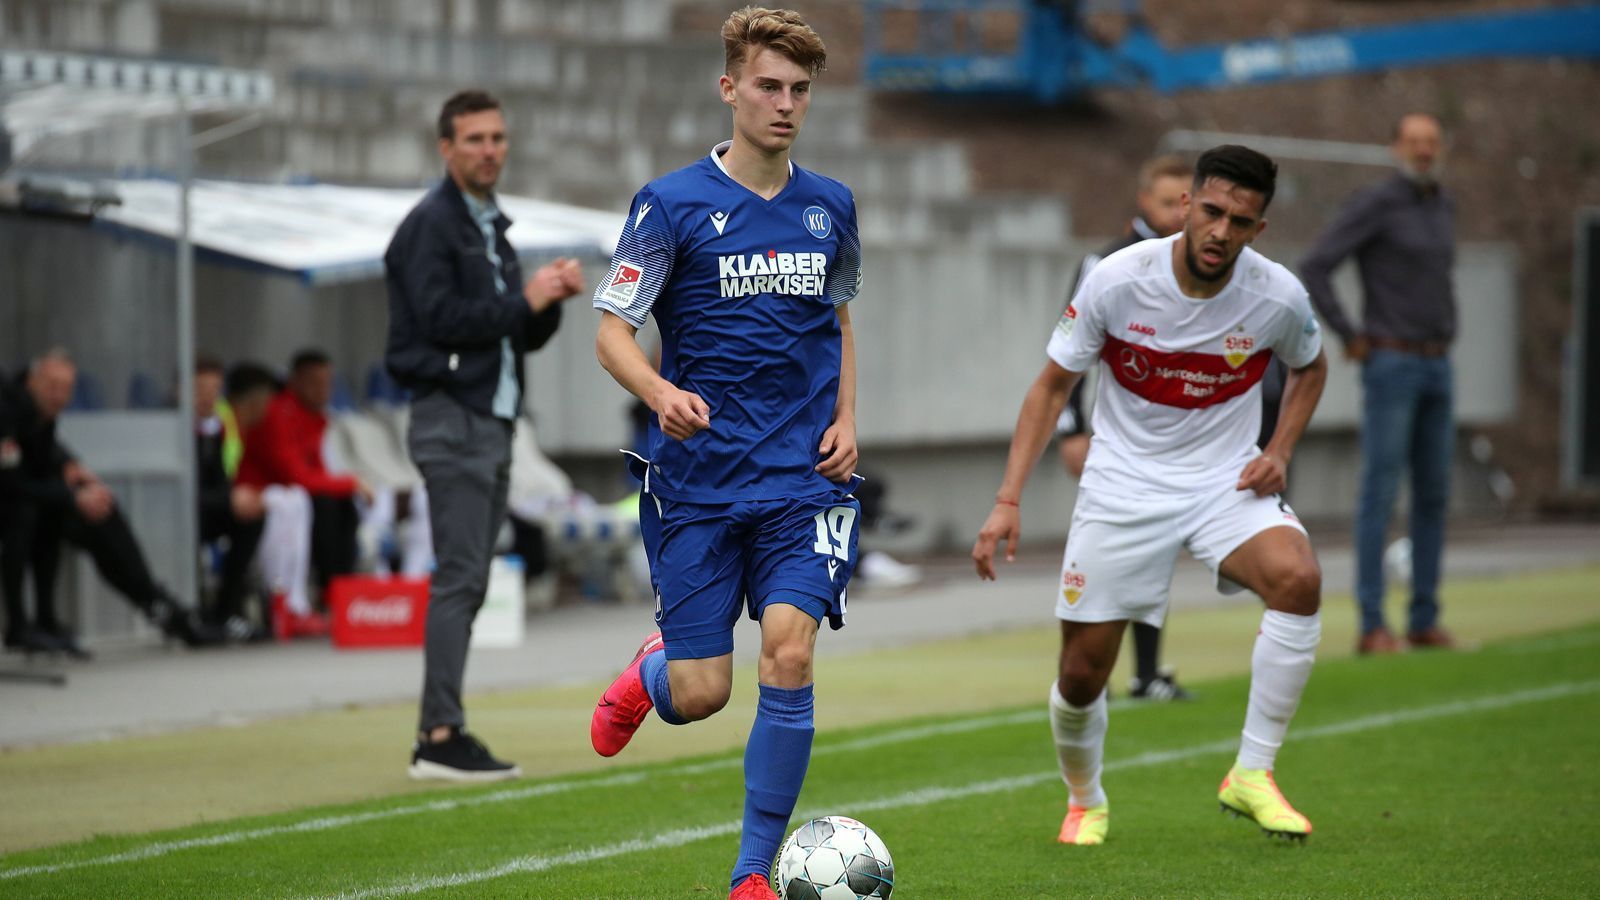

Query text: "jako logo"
[803, 205, 831, 239]
[346, 597, 415, 627]
[1128, 322, 1156, 336]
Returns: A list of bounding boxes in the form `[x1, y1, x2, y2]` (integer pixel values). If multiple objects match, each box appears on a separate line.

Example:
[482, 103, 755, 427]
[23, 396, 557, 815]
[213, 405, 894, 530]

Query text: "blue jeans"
[1355, 349, 1454, 635]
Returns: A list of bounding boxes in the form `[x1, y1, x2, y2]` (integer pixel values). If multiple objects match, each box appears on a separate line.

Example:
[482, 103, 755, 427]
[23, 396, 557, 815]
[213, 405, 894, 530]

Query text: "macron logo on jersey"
[634, 203, 652, 229]
[718, 251, 828, 299]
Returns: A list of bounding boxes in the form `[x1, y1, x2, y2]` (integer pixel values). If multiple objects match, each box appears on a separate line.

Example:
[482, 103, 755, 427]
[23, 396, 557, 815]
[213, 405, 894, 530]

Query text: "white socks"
[1049, 682, 1108, 808]
[1237, 610, 1321, 771]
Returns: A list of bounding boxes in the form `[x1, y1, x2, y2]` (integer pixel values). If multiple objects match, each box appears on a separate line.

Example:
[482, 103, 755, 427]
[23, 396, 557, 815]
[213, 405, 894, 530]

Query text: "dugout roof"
[94, 178, 624, 286]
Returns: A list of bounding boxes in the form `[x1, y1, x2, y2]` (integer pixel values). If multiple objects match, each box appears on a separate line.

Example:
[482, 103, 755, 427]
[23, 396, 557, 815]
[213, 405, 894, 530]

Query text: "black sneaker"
[1129, 669, 1192, 702]
[408, 729, 522, 782]
[37, 626, 92, 661]
[4, 625, 62, 655]
[222, 615, 273, 643]
[149, 596, 227, 647]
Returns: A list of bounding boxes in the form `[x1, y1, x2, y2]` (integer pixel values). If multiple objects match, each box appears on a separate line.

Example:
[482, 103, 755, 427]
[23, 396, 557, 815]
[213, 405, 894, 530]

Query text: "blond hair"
[721, 6, 827, 79]
[1138, 155, 1193, 192]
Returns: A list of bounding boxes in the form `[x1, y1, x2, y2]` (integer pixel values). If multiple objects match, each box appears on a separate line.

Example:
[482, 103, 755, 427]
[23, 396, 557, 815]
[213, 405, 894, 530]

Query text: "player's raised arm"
[1238, 347, 1328, 496]
[815, 303, 858, 482]
[972, 360, 1083, 580]
[595, 311, 709, 441]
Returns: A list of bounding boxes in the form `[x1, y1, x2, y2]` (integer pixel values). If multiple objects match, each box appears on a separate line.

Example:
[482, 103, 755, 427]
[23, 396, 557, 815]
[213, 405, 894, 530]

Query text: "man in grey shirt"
[1299, 113, 1456, 655]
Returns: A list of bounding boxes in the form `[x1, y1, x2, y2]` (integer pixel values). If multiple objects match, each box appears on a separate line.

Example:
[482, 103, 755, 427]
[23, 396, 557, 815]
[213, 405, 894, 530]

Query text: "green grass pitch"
[4, 619, 1598, 897]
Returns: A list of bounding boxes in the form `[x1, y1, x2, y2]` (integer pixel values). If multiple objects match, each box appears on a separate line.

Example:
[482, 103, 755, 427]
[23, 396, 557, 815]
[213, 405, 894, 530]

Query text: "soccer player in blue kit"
[588, 8, 863, 899]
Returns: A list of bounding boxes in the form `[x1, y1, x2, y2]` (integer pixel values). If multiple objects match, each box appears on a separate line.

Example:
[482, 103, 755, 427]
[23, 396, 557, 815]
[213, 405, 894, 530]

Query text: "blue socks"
[732, 683, 815, 887]
[640, 649, 686, 726]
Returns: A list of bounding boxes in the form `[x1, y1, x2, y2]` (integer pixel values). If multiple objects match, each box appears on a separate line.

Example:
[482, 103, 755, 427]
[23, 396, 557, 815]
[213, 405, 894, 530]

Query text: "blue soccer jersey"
[594, 142, 862, 503]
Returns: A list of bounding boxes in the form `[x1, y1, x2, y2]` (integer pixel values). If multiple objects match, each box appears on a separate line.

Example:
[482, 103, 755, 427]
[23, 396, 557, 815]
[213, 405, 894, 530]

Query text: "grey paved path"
[2, 522, 1595, 748]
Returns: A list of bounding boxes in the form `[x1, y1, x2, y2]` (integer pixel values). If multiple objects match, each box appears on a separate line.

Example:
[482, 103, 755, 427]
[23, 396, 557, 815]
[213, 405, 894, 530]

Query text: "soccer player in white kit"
[973, 145, 1329, 844]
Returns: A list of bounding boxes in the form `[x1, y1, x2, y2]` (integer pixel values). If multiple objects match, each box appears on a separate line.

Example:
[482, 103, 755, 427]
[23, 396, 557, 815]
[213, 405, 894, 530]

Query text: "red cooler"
[327, 576, 431, 648]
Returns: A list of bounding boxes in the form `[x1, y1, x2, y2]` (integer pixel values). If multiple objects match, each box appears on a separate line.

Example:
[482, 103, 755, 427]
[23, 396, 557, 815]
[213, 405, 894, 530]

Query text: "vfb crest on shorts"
[1061, 566, 1086, 606]
[1223, 329, 1256, 369]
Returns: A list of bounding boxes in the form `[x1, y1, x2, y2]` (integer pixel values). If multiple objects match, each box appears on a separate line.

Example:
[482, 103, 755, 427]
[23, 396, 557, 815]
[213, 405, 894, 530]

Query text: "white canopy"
[96, 178, 624, 286]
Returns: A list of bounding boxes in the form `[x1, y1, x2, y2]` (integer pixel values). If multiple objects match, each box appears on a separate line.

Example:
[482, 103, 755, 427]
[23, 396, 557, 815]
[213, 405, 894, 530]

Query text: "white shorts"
[1055, 484, 1307, 627]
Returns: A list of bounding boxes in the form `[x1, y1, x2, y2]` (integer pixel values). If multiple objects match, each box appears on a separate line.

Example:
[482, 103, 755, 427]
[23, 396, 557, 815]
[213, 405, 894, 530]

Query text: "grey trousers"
[408, 390, 512, 732]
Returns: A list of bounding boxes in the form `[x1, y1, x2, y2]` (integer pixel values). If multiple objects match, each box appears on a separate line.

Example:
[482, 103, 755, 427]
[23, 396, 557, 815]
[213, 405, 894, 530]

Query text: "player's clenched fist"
[972, 502, 1021, 581]
[653, 384, 711, 441]
[1236, 452, 1287, 497]
[524, 257, 585, 313]
[814, 419, 858, 483]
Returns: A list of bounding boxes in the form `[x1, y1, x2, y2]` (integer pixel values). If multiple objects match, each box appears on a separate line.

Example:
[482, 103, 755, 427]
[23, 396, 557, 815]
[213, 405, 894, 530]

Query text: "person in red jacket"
[236, 349, 370, 600]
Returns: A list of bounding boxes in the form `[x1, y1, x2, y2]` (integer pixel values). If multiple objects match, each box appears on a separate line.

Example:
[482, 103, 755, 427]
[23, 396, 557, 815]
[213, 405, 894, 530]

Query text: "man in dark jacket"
[385, 89, 584, 780]
[1299, 113, 1457, 655]
[1, 349, 220, 655]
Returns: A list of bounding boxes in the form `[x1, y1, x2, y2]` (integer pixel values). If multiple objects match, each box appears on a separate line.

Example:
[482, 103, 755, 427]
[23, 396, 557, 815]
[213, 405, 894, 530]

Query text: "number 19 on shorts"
[812, 506, 857, 560]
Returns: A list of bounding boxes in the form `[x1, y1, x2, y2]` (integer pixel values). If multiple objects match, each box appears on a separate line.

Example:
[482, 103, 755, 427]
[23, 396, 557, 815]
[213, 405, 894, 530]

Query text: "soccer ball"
[771, 815, 894, 900]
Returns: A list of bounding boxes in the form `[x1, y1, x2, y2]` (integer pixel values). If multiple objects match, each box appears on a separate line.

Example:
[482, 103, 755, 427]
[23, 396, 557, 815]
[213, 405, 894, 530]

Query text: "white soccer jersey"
[1046, 233, 1323, 496]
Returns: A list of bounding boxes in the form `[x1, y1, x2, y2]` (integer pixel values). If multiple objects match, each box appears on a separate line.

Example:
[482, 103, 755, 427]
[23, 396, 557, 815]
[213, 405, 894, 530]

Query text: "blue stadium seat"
[126, 371, 168, 409]
[329, 373, 356, 413]
[68, 372, 105, 411]
[364, 363, 410, 406]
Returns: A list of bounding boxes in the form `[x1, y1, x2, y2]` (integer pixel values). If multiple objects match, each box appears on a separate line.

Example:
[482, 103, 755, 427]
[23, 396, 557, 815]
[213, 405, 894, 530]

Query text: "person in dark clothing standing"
[386, 89, 584, 780]
[1056, 155, 1194, 701]
[195, 357, 278, 640]
[0, 349, 221, 655]
[1300, 113, 1457, 655]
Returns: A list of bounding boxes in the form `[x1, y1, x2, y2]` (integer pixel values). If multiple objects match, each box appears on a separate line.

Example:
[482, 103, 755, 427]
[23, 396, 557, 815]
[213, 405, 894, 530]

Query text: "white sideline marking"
[0, 707, 1050, 881]
[317, 679, 1600, 899]
[4, 679, 1592, 886]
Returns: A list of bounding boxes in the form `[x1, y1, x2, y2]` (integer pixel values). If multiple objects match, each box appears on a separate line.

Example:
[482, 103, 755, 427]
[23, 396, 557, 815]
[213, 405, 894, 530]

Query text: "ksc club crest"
[802, 205, 831, 239]
[1061, 566, 1086, 605]
[1223, 329, 1256, 369]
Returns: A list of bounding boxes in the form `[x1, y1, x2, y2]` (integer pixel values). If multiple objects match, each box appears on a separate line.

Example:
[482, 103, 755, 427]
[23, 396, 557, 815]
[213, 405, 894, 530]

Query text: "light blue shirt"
[462, 189, 520, 420]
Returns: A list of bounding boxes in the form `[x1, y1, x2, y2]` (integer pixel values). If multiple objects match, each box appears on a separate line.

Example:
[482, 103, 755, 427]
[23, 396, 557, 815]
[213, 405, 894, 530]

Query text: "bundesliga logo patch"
[602, 261, 642, 308]
[1056, 304, 1077, 337]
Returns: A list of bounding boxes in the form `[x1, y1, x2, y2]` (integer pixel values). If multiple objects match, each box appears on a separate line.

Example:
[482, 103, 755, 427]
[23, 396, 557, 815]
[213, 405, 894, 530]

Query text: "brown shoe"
[1357, 627, 1403, 655]
[1406, 626, 1456, 649]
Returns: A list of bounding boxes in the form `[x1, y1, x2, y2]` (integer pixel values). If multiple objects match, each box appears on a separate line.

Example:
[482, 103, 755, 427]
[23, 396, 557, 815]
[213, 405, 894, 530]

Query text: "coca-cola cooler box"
[328, 576, 430, 648]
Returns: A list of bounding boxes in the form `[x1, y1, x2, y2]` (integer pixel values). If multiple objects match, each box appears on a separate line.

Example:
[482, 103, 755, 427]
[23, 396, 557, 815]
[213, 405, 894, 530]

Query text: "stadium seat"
[364, 364, 410, 407]
[327, 410, 422, 491]
[67, 372, 104, 411]
[126, 371, 167, 409]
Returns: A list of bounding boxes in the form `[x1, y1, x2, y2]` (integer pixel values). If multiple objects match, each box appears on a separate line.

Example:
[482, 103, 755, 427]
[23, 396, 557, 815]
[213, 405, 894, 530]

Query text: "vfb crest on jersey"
[1223, 330, 1256, 369]
[803, 205, 832, 239]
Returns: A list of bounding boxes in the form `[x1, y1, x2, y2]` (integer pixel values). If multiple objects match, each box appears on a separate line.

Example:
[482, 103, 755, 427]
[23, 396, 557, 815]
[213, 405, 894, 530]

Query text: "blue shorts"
[637, 484, 861, 661]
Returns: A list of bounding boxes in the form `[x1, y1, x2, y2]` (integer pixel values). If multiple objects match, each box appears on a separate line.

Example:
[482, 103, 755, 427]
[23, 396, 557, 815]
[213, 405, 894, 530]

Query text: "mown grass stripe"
[317, 679, 1600, 899]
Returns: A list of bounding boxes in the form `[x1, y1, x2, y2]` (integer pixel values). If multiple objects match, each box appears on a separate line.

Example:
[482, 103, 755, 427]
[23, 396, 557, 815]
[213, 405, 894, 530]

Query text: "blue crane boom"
[864, 1, 1600, 102]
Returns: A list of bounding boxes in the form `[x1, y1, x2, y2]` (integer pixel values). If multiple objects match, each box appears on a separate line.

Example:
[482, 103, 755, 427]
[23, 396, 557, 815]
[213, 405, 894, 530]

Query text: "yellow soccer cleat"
[1057, 803, 1109, 845]
[1218, 765, 1313, 841]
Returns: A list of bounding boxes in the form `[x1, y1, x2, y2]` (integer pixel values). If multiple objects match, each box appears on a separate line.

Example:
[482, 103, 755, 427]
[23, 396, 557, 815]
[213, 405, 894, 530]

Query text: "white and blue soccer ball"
[772, 815, 894, 900]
